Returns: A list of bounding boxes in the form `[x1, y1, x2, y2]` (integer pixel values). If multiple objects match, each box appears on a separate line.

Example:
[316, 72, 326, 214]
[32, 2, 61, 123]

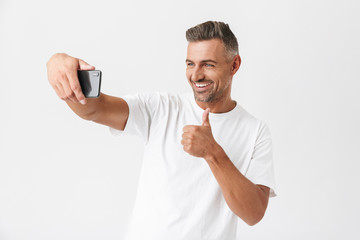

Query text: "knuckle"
[55, 52, 66, 58]
[63, 91, 69, 98]
[58, 73, 67, 83]
[63, 90, 72, 99]
[68, 92, 76, 99]
[71, 84, 80, 92]
[65, 59, 78, 69]
[55, 83, 63, 91]
[64, 69, 73, 76]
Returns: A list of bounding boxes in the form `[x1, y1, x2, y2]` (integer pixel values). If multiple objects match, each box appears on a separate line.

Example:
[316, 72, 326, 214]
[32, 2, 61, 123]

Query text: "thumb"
[202, 108, 211, 127]
[78, 59, 95, 70]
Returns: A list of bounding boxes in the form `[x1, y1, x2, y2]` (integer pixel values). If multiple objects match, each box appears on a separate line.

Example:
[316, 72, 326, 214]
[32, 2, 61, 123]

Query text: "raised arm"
[46, 53, 129, 131]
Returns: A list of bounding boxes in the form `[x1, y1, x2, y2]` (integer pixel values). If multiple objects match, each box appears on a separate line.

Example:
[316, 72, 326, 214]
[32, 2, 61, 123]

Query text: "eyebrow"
[185, 59, 218, 64]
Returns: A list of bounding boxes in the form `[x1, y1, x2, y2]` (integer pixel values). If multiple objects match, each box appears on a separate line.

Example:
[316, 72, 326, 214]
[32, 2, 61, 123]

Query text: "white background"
[1, 0, 359, 239]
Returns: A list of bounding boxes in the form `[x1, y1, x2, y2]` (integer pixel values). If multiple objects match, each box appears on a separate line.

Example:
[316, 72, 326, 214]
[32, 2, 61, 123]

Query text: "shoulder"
[122, 92, 191, 113]
[140, 92, 192, 107]
[236, 104, 271, 138]
[124, 92, 185, 102]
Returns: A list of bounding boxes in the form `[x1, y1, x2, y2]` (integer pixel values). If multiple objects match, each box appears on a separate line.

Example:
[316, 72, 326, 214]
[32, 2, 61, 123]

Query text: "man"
[47, 21, 276, 239]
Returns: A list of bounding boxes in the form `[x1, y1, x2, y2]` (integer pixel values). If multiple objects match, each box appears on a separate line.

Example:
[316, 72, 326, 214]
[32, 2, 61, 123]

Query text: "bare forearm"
[205, 147, 269, 226]
[66, 93, 129, 131]
[181, 109, 270, 225]
[66, 93, 105, 120]
[47, 53, 129, 131]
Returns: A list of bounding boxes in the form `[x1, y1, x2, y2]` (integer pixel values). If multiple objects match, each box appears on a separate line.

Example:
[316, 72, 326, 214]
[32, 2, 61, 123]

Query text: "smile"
[195, 82, 211, 88]
[192, 81, 213, 89]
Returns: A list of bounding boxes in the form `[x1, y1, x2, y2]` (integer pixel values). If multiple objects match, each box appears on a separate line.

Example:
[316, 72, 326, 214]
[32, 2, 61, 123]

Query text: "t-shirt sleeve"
[109, 93, 159, 143]
[245, 121, 277, 197]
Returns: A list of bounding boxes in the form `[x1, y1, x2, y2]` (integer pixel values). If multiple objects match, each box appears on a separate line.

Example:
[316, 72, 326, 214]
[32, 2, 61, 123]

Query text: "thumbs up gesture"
[181, 108, 220, 160]
[202, 108, 211, 127]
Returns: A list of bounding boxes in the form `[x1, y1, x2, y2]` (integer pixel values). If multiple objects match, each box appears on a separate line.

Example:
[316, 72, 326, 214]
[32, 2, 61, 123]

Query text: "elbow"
[240, 208, 266, 226]
[244, 214, 264, 226]
[78, 110, 97, 121]
[244, 191, 270, 226]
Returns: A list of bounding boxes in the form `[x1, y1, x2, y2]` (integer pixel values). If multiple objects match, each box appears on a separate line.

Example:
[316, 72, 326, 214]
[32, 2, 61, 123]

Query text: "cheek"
[217, 71, 230, 83]
[186, 70, 192, 81]
[206, 71, 218, 82]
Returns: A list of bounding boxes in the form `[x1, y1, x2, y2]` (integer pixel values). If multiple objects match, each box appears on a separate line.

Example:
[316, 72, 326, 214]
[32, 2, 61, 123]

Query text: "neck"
[195, 95, 236, 113]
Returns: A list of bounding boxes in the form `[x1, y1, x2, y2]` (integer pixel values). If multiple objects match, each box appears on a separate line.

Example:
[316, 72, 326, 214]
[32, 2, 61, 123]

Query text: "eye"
[205, 63, 214, 67]
[187, 62, 194, 66]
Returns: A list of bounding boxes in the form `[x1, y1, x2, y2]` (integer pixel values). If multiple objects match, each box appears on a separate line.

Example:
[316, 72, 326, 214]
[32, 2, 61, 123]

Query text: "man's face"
[186, 39, 235, 103]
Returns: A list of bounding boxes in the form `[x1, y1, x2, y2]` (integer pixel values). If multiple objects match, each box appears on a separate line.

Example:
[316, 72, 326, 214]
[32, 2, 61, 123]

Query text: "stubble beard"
[192, 79, 231, 103]
[193, 89, 216, 102]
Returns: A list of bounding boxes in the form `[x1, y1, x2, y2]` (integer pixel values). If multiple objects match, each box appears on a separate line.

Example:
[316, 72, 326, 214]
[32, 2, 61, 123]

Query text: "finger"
[61, 80, 77, 103]
[56, 82, 66, 100]
[54, 76, 67, 99]
[181, 137, 192, 146]
[182, 132, 192, 139]
[183, 145, 191, 153]
[79, 59, 95, 70]
[183, 125, 195, 133]
[202, 108, 211, 127]
[53, 84, 63, 99]
[66, 70, 86, 105]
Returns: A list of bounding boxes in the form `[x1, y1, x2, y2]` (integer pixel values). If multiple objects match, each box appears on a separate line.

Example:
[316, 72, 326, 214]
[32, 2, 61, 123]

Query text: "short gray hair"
[186, 21, 239, 59]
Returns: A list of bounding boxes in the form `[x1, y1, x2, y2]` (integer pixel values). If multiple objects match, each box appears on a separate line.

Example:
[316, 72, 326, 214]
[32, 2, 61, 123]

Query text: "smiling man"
[47, 21, 276, 240]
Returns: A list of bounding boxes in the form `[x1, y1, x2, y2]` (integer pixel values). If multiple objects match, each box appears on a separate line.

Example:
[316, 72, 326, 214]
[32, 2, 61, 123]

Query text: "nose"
[191, 66, 205, 82]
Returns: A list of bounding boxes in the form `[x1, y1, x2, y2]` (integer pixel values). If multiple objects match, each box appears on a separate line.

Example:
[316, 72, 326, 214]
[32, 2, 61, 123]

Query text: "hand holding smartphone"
[78, 70, 102, 98]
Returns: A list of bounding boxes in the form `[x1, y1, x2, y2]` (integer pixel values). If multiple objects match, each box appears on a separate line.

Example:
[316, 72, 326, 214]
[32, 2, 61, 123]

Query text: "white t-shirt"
[110, 92, 276, 240]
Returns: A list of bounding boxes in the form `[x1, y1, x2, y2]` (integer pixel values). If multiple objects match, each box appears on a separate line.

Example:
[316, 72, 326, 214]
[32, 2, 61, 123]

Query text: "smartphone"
[77, 70, 102, 98]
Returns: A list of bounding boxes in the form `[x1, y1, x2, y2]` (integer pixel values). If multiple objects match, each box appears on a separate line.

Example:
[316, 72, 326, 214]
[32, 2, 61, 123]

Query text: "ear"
[231, 55, 241, 75]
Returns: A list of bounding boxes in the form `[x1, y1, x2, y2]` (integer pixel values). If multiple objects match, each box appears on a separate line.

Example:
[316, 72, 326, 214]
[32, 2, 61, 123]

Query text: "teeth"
[195, 82, 211, 88]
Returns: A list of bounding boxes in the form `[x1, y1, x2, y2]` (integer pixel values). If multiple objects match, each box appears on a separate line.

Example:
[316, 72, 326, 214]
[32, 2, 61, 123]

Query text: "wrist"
[204, 144, 226, 164]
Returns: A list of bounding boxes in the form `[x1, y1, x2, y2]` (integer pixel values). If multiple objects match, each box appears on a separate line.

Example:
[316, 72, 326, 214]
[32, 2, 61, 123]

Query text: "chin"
[193, 92, 216, 103]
